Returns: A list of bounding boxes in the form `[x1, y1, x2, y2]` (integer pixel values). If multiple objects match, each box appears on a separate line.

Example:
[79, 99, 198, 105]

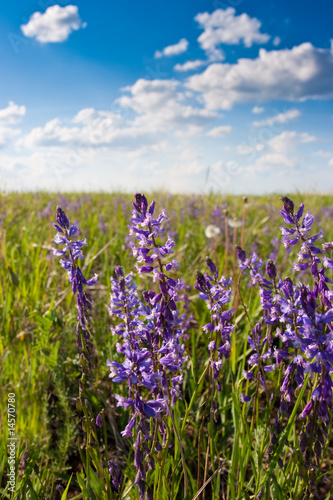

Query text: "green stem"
[257, 373, 310, 495]
[181, 362, 210, 434]
[167, 402, 189, 498]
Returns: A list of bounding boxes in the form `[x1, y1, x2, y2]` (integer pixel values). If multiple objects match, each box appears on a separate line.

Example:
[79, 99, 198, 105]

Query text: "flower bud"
[266, 260, 277, 280]
[206, 257, 218, 279]
[196, 270, 207, 290]
[56, 206, 69, 229]
[115, 266, 124, 278]
[95, 411, 103, 428]
[279, 196, 294, 214]
[236, 245, 246, 262]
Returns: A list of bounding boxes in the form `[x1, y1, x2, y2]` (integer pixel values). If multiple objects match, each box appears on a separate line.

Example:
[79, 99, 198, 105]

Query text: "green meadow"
[1, 191, 333, 500]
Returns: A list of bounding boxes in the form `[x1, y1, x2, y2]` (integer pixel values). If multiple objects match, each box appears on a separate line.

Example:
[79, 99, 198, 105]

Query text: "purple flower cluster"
[196, 257, 234, 388]
[129, 194, 186, 404]
[278, 198, 333, 409]
[108, 460, 123, 492]
[236, 245, 264, 286]
[129, 194, 177, 275]
[107, 194, 186, 499]
[239, 196, 333, 473]
[246, 322, 274, 390]
[53, 207, 98, 367]
[48, 193, 333, 497]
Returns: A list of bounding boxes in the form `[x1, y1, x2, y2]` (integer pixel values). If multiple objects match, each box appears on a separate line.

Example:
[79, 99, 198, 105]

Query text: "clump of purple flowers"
[107, 194, 187, 499]
[196, 257, 234, 388]
[236, 245, 264, 286]
[48, 193, 333, 498]
[108, 460, 124, 492]
[53, 206, 98, 380]
[237, 196, 333, 490]
[277, 197, 333, 472]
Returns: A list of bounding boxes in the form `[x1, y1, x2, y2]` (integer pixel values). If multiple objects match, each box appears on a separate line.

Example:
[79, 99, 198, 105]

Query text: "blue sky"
[1, 0, 333, 194]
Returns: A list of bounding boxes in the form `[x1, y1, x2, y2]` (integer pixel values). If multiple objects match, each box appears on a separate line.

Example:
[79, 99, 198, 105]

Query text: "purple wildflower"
[275, 196, 333, 470]
[53, 206, 98, 373]
[107, 194, 186, 499]
[236, 245, 264, 286]
[95, 411, 103, 428]
[108, 460, 123, 492]
[266, 260, 277, 280]
[240, 393, 251, 403]
[196, 257, 234, 388]
[235, 195, 333, 476]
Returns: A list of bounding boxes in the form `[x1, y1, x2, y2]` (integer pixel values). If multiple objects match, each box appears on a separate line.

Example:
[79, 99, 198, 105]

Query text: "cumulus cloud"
[154, 38, 189, 58]
[118, 78, 217, 130]
[174, 60, 206, 72]
[0, 148, 109, 191]
[252, 106, 264, 114]
[237, 143, 264, 155]
[174, 125, 203, 137]
[167, 148, 207, 180]
[269, 131, 316, 155]
[0, 151, 66, 175]
[314, 150, 333, 158]
[252, 108, 301, 127]
[19, 118, 82, 148]
[0, 101, 26, 124]
[0, 101, 26, 147]
[119, 79, 180, 114]
[247, 153, 294, 173]
[242, 130, 317, 174]
[195, 8, 270, 61]
[17, 111, 154, 151]
[0, 127, 20, 146]
[21, 5, 86, 43]
[186, 42, 333, 109]
[18, 79, 217, 151]
[206, 125, 232, 137]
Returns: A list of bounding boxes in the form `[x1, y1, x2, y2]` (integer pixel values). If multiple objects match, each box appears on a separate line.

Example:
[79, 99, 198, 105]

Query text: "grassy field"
[1, 191, 333, 500]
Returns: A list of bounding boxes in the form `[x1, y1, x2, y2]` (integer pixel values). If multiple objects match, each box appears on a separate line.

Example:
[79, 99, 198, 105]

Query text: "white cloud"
[242, 130, 317, 174]
[21, 5, 86, 43]
[13, 73, 222, 193]
[247, 153, 294, 173]
[273, 36, 281, 46]
[0, 101, 26, 124]
[0, 127, 20, 146]
[18, 112, 155, 151]
[252, 108, 301, 127]
[0, 151, 73, 189]
[18, 79, 217, 151]
[195, 8, 270, 61]
[237, 143, 264, 155]
[0, 101, 26, 147]
[154, 38, 189, 58]
[170, 148, 206, 176]
[174, 60, 206, 72]
[119, 79, 179, 114]
[206, 125, 232, 137]
[174, 125, 203, 137]
[314, 150, 333, 158]
[126, 140, 174, 159]
[186, 42, 333, 110]
[118, 78, 217, 130]
[252, 106, 264, 114]
[269, 131, 316, 155]
[18, 118, 81, 148]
